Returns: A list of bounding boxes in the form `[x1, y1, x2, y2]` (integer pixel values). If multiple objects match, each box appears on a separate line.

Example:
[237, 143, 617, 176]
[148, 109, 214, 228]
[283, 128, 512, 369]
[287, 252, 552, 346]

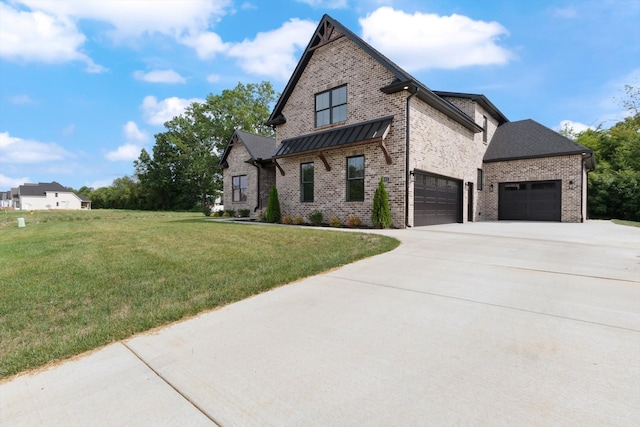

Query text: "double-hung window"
[315, 85, 347, 127]
[346, 155, 364, 201]
[232, 175, 247, 202]
[301, 162, 314, 202]
[482, 115, 488, 143]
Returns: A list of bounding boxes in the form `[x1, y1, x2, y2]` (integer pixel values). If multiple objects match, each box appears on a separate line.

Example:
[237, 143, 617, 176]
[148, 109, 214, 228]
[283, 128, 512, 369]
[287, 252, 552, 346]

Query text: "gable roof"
[274, 116, 393, 158]
[19, 181, 69, 196]
[433, 91, 509, 125]
[266, 14, 481, 133]
[484, 119, 595, 169]
[219, 129, 276, 168]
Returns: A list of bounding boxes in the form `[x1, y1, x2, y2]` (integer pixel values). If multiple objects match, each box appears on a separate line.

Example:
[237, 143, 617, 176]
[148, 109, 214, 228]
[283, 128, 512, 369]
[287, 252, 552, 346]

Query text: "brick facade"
[483, 154, 585, 222]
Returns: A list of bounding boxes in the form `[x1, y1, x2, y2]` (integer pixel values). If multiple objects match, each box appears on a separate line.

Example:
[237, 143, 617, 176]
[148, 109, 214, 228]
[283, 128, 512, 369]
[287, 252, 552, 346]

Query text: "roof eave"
[483, 150, 593, 164]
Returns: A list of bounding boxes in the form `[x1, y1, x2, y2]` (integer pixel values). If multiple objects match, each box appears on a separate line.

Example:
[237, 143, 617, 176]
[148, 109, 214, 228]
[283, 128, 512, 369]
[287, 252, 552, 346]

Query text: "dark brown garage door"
[414, 171, 462, 226]
[499, 180, 561, 221]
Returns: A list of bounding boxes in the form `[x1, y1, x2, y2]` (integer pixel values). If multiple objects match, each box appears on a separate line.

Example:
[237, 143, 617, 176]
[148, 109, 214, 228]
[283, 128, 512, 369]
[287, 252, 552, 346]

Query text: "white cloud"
[123, 121, 149, 143]
[0, 131, 71, 163]
[179, 31, 228, 59]
[295, 0, 348, 9]
[227, 18, 317, 81]
[0, 2, 106, 72]
[359, 7, 513, 72]
[0, 173, 30, 189]
[17, 0, 232, 40]
[9, 94, 35, 105]
[105, 143, 143, 161]
[141, 96, 205, 125]
[133, 69, 187, 84]
[207, 74, 222, 83]
[556, 120, 595, 135]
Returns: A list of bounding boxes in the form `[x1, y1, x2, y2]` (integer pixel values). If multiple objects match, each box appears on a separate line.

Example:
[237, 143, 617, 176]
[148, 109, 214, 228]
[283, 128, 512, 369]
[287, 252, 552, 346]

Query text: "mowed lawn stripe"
[0, 210, 399, 379]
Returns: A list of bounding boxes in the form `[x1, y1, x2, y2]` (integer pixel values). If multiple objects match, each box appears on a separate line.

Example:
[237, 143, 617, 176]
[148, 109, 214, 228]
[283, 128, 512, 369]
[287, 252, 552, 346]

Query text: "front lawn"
[0, 210, 399, 379]
[612, 219, 640, 228]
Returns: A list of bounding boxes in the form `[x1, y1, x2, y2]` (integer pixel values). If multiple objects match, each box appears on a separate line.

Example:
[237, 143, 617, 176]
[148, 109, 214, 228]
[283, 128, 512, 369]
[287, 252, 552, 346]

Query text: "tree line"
[76, 82, 277, 211]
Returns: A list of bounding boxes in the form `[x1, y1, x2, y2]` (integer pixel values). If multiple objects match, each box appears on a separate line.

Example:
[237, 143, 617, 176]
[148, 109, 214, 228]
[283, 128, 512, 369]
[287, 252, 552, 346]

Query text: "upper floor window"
[232, 175, 247, 202]
[315, 85, 347, 127]
[301, 162, 314, 202]
[482, 115, 488, 143]
[55, 192, 58, 197]
[477, 168, 484, 190]
[346, 155, 364, 201]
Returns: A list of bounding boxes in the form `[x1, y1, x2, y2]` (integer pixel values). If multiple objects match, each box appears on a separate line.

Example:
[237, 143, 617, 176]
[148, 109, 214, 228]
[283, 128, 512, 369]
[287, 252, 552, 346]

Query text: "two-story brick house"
[220, 14, 594, 227]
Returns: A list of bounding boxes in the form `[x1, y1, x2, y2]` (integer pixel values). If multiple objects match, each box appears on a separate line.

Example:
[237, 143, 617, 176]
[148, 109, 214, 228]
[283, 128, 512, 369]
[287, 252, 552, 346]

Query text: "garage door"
[414, 171, 462, 226]
[498, 180, 561, 221]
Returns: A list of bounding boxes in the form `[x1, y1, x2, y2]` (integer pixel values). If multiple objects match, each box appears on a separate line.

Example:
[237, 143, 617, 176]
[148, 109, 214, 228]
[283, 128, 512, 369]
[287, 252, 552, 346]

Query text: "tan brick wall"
[483, 154, 585, 222]
[222, 142, 258, 216]
[274, 29, 407, 227]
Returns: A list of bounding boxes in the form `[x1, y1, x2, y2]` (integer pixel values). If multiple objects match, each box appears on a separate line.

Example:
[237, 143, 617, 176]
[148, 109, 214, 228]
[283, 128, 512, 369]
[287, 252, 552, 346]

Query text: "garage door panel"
[499, 180, 561, 221]
[414, 172, 462, 226]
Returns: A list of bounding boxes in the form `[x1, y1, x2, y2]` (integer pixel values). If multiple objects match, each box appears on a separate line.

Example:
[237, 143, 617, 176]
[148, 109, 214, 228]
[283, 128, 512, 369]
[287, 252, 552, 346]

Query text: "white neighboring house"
[12, 182, 91, 211]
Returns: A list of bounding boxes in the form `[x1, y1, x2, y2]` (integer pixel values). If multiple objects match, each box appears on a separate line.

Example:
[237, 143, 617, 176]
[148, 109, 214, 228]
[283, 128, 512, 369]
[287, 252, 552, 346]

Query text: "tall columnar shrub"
[371, 177, 391, 228]
[265, 185, 281, 223]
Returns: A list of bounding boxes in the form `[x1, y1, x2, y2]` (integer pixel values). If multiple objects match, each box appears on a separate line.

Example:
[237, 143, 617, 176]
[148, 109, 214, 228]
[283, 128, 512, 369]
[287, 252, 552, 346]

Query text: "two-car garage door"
[498, 180, 561, 221]
[413, 171, 462, 226]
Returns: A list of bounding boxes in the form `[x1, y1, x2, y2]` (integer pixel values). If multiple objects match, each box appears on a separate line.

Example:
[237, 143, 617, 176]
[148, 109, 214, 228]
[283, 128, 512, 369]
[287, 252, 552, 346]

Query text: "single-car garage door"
[499, 180, 561, 221]
[414, 171, 462, 226]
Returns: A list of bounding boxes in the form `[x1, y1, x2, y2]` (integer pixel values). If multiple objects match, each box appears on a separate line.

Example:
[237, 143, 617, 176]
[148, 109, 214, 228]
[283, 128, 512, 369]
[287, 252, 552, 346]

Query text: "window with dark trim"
[301, 162, 314, 202]
[232, 175, 247, 202]
[346, 155, 364, 201]
[482, 115, 488, 143]
[477, 168, 483, 191]
[315, 85, 347, 127]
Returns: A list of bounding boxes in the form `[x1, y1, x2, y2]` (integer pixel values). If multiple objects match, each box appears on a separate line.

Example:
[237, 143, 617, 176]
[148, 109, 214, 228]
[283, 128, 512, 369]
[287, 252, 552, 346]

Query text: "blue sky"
[1, 0, 638, 191]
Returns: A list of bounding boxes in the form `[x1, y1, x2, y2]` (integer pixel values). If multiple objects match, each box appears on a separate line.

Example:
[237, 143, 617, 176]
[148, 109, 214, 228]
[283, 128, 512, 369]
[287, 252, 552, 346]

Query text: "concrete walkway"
[2, 220, 639, 426]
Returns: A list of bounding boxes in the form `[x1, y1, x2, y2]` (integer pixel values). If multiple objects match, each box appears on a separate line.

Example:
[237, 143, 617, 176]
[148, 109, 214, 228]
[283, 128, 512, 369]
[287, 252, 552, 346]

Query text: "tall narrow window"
[346, 155, 364, 201]
[315, 85, 347, 127]
[482, 115, 488, 143]
[477, 168, 484, 190]
[301, 162, 314, 202]
[232, 175, 247, 202]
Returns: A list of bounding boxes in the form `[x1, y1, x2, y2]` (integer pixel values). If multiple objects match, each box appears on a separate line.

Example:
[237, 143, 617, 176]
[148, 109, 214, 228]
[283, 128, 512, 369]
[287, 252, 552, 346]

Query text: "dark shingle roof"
[218, 129, 276, 167]
[266, 15, 481, 133]
[19, 181, 68, 196]
[484, 119, 595, 169]
[274, 116, 393, 158]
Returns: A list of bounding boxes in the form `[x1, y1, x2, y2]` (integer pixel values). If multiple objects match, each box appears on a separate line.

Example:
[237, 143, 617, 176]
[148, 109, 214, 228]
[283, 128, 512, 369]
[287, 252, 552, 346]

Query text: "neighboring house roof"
[433, 91, 509, 125]
[266, 14, 482, 133]
[19, 181, 69, 196]
[484, 119, 595, 170]
[274, 116, 393, 158]
[219, 129, 276, 168]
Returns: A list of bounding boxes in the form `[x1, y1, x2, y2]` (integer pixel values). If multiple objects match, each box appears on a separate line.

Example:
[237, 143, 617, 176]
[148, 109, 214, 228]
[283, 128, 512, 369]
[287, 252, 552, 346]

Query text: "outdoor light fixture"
[490, 184, 494, 192]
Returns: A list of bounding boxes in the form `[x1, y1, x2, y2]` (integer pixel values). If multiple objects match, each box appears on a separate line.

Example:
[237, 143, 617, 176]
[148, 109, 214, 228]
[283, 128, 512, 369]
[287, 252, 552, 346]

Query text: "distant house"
[11, 182, 91, 211]
[220, 14, 595, 227]
[1, 191, 11, 208]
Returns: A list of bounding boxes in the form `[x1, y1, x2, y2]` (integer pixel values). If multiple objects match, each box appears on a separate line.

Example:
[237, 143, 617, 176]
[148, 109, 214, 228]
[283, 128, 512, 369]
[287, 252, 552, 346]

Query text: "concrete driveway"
[2, 221, 639, 426]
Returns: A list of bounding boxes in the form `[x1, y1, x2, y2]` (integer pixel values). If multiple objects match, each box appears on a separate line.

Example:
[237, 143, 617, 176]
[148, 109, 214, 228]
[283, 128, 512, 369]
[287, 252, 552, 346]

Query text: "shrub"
[347, 215, 362, 228]
[281, 215, 292, 224]
[202, 205, 212, 217]
[265, 186, 281, 223]
[238, 209, 250, 218]
[371, 177, 391, 228]
[308, 210, 323, 225]
[329, 217, 342, 227]
[257, 211, 266, 222]
[222, 212, 230, 218]
[225, 209, 236, 218]
[293, 216, 304, 225]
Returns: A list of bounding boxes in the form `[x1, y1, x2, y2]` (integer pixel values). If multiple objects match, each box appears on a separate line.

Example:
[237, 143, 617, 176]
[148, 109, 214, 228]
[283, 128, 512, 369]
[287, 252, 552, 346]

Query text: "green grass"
[612, 219, 640, 228]
[0, 210, 399, 379]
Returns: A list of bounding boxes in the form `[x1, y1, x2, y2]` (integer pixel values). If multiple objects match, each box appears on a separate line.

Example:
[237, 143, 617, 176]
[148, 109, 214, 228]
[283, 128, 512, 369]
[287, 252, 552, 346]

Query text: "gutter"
[405, 87, 419, 228]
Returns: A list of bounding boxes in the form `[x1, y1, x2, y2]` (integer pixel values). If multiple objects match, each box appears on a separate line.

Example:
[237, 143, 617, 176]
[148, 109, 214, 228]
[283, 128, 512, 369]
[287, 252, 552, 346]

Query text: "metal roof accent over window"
[274, 116, 393, 158]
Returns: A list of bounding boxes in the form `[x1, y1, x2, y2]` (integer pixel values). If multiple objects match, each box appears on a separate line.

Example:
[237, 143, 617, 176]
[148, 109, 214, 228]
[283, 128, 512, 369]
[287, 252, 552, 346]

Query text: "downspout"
[581, 152, 594, 222]
[250, 160, 261, 212]
[405, 86, 419, 228]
